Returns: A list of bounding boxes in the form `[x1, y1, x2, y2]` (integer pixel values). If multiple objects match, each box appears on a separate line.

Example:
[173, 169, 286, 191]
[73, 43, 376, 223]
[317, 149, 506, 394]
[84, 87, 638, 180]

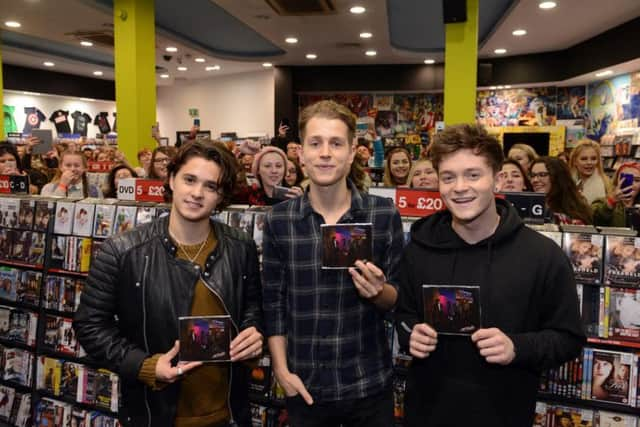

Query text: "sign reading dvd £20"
[117, 178, 165, 202]
[395, 188, 446, 217]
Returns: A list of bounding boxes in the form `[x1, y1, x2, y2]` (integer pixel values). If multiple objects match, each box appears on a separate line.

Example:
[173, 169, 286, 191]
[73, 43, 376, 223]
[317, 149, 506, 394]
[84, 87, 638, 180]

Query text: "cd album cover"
[321, 223, 373, 269]
[179, 315, 231, 363]
[422, 285, 481, 335]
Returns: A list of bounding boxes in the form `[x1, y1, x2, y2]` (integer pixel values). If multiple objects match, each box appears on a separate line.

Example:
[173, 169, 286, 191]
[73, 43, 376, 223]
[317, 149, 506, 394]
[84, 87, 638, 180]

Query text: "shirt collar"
[299, 179, 364, 220]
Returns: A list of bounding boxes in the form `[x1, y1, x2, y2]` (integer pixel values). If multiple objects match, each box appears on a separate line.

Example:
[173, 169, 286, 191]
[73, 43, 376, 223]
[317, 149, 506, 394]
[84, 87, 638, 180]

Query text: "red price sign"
[0, 175, 10, 194]
[0, 175, 29, 194]
[135, 179, 165, 202]
[395, 188, 446, 217]
[87, 161, 114, 172]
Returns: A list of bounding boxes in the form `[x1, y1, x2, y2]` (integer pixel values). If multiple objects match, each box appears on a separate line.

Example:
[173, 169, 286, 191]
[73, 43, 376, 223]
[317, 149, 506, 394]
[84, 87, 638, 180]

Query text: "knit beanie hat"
[251, 146, 288, 178]
[239, 139, 261, 155]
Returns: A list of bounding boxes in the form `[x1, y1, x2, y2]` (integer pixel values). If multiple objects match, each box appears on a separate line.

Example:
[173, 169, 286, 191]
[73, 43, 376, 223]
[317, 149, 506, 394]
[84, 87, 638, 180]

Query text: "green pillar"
[0, 40, 4, 141]
[443, 0, 479, 125]
[113, 0, 156, 163]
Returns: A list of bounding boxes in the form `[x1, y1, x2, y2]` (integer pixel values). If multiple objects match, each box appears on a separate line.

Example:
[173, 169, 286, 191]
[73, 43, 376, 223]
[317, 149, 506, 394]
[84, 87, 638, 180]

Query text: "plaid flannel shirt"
[262, 181, 404, 402]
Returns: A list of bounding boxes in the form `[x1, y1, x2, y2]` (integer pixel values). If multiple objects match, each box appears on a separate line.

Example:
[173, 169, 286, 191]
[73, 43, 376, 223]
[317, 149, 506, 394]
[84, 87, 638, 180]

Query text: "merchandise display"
[21, 107, 45, 134]
[48, 110, 71, 135]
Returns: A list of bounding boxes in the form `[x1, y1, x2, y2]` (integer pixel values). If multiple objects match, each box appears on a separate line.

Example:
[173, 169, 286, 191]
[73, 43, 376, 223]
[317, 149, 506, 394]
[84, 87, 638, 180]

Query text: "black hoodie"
[396, 199, 585, 427]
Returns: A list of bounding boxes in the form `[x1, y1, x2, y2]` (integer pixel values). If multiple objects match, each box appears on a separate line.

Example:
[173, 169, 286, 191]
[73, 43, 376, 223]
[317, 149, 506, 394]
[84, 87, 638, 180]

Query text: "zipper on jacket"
[199, 271, 238, 424]
[140, 255, 152, 427]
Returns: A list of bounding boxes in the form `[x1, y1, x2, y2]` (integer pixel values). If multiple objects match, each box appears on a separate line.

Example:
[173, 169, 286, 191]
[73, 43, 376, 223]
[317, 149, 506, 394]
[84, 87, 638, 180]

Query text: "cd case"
[321, 223, 373, 269]
[422, 285, 481, 335]
[178, 315, 232, 362]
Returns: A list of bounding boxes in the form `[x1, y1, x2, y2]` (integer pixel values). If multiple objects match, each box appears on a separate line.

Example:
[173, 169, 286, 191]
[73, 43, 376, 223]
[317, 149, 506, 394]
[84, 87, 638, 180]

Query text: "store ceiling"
[1, 0, 639, 85]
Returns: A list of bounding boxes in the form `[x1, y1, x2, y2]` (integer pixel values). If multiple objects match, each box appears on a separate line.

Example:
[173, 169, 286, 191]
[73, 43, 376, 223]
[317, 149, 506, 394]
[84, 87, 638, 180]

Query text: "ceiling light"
[195, 57, 205, 63]
[93, 71, 103, 76]
[43, 61, 55, 67]
[490, 86, 497, 90]
[306, 54, 317, 60]
[595, 70, 613, 77]
[177, 66, 188, 71]
[5, 21, 21, 28]
[494, 48, 507, 54]
[80, 41, 93, 47]
[424, 59, 435, 64]
[80, 98, 95, 102]
[365, 50, 377, 57]
[350, 6, 366, 14]
[165, 46, 178, 52]
[539, 1, 557, 9]
[512, 29, 527, 36]
[359, 32, 372, 39]
[206, 65, 221, 71]
[160, 74, 170, 79]
[22, 91, 41, 96]
[285, 37, 298, 44]
[497, 85, 504, 89]
[505, 85, 511, 89]
[262, 62, 273, 68]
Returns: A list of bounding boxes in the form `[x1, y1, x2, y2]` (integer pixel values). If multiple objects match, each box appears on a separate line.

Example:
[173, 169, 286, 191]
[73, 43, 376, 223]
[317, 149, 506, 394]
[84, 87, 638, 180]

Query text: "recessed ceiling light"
[365, 50, 377, 57]
[424, 59, 435, 64]
[5, 21, 21, 28]
[359, 32, 372, 39]
[494, 48, 507, 54]
[512, 29, 527, 36]
[539, 1, 557, 9]
[490, 86, 497, 90]
[595, 70, 613, 77]
[262, 62, 273, 68]
[497, 85, 504, 89]
[206, 65, 221, 71]
[350, 6, 366, 14]
[306, 53, 317, 60]
[160, 74, 170, 79]
[195, 57, 205, 63]
[22, 91, 41, 96]
[165, 46, 178, 52]
[80, 41, 93, 47]
[177, 66, 188, 71]
[93, 71, 103, 76]
[80, 98, 95, 102]
[285, 37, 298, 44]
[43, 61, 55, 67]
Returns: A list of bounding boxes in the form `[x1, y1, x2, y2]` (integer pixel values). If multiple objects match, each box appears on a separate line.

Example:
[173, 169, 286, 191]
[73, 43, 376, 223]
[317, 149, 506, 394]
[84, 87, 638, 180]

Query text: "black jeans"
[286, 388, 394, 427]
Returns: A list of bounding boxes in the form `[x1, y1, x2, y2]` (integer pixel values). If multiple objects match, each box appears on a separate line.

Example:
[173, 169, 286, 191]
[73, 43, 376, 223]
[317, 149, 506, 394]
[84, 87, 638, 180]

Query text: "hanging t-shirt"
[3, 105, 18, 135]
[23, 107, 46, 133]
[49, 110, 72, 134]
[71, 111, 93, 136]
[94, 112, 111, 134]
[112, 112, 117, 133]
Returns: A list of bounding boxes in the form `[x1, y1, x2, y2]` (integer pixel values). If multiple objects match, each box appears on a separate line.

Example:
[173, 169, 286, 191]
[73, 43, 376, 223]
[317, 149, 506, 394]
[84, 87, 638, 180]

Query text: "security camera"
[163, 55, 172, 62]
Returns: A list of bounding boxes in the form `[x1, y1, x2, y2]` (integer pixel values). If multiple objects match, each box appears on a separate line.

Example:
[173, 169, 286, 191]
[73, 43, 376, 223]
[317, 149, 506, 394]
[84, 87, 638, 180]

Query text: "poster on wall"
[476, 88, 557, 128]
[586, 74, 630, 141]
[557, 86, 586, 120]
[374, 95, 394, 111]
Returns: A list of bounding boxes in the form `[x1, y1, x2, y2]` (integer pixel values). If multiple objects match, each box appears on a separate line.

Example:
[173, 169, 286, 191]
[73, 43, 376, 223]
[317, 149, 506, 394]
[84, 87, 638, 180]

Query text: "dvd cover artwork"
[321, 223, 373, 269]
[591, 349, 634, 405]
[17, 200, 34, 230]
[564, 233, 604, 284]
[604, 236, 640, 287]
[179, 315, 231, 362]
[608, 287, 640, 342]
[33, 200, 52, 232]
[422, 285, 481, 335]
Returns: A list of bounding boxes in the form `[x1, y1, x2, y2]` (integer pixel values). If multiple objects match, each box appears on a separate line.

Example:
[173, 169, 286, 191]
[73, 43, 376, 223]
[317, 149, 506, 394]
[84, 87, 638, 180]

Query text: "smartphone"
[31, 129, 54, 155]
[273, 185, 291, 200]
[193, 118, 201, 127]
[620, 172, 634, 189]
[280, 118, 290, 128]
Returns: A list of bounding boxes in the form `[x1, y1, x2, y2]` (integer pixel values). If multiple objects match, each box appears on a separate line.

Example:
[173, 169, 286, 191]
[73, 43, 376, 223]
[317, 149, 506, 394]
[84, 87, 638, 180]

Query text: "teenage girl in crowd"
[495, 159, 532, 192]
[40, 150, 103, 198]
[103, 164, 139, 198]
[508, 143, 538, 172]
[248, 146, 303, 206]
[407, 159, 438, 189]
[570, 139, 610, 204]
[530, 156, 592, 225]
[284, 159, 304, 188]
[148, 147, 176, 181]
[383, 146, 412, 187]
[592, 162, 640, 227]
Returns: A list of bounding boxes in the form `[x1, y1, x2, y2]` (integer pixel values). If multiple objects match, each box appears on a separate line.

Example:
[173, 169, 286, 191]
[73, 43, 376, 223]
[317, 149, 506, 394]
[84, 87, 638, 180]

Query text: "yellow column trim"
[114, 0, 156, 165]
[443, 0, 479, 125]
[0, 41, 5, 141]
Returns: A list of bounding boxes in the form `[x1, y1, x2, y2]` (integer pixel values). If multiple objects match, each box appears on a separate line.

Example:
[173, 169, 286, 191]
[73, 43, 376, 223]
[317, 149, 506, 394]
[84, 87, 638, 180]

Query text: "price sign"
[0, 175, 29, 194]
[395, 188, 446, 217]
[88, 161, 114, 172]
[135, 179, 166, 202]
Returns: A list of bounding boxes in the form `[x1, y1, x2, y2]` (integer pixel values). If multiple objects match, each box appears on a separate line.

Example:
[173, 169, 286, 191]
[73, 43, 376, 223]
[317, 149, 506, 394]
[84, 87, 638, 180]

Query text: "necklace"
[172, 231, 210, 264]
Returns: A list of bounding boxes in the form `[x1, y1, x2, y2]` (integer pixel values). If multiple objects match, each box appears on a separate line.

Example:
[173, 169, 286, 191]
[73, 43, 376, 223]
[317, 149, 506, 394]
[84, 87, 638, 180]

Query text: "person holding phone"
[270, 118, 299, 152]
[592, 162, 640, 226]
[247, 146, 303, 206]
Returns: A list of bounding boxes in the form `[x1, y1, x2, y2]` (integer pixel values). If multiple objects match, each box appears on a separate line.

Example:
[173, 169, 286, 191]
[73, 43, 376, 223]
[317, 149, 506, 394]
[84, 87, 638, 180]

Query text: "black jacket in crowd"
[396, 199, 585, 427]
[73, 216, 263, 427]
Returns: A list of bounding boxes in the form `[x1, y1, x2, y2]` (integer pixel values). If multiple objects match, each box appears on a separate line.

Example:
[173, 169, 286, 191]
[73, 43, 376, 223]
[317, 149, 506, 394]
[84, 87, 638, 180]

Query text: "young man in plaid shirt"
[262, 100, 404, 427]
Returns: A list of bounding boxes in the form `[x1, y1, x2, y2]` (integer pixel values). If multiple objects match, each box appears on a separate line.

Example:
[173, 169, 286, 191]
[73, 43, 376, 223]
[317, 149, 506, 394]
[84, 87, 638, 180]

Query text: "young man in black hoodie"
[396, 124, 585, 427]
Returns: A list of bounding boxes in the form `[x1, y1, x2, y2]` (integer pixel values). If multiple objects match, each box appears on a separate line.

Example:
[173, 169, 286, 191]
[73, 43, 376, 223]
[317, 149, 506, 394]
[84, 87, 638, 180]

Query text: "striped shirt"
[262, 181, 403, 402]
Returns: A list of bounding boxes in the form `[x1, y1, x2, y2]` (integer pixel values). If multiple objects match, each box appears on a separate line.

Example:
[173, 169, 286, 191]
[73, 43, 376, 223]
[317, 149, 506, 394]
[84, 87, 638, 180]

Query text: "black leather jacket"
[73, 216, 263, 427]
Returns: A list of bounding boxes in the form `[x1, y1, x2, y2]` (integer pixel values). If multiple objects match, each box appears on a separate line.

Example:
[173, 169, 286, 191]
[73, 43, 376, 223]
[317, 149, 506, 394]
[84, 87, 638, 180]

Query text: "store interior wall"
[156, 70, 275, 144]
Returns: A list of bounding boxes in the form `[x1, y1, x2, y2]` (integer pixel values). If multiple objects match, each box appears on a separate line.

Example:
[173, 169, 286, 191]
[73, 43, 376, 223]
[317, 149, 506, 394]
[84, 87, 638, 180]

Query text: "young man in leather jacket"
[74, 140, 263, 427]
